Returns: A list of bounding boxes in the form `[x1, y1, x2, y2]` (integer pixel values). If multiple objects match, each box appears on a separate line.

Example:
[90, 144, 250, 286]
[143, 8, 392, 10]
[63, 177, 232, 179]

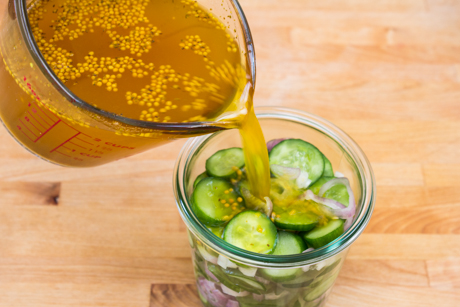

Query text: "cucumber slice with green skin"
[206, 147, 245, 178]
[323, 184, 349, 207]
[206, 226, 224, 238]
[304, 270, 340, 301]
[308, 176, 334, 195]
[308, 176, 349, 206]
[223, 210, 278, 254]
[322, 155, 334, 177]
[227, 275, 266, 294]
[281, 269, 320, 288]
[301, 219, 344, 249]
[193, 172, 209, 189]
[207, 263, 243, 292]
[193, 177, 245, 227]
[208, 263, 266, 294]
[261, 232, 306, 282]
[269, 139, 325, 187]
[272, 199, 320, 232]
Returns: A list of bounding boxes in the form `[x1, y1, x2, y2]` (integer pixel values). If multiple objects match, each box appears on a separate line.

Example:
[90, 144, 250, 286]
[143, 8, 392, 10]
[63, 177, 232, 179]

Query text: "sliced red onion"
[205, 262, 219, 282]
[210, 289, 229, 307]
[316, 177, 357, 231]
[304, 189, 356, 230]
[344, 218, 353, 230]
[221, 284, 249, 297]
[267, 138, 289, 152]
[226, 299, 240, 307]
[238, 266, 258, 277]
[264, 197, 273, 217]
[270, 164, 301, 180]
[302, 247, 315, 253]
[305, 190, 346, 211]
[334, 171, 345, 178]
[296, 170, 312, 189]
[198, 277, 216, 299]
[252, 293, 264, 302]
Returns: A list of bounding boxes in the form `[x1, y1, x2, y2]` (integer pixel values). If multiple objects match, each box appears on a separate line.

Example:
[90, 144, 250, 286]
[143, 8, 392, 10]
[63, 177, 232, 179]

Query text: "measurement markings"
[34, 120, 61, 143]
[19, 128, 35, 142]
[55, 151, 71, 157]
[27, 110, 47, 130]
[23, 116, 43, 134]
[75, 137, 94, 146]
[68, 141, 86, 149]
[30, 108, 53, 126]
[19, 119, 38, 138]
[31, 101, 58, 123]
[50, 132, 81, 153]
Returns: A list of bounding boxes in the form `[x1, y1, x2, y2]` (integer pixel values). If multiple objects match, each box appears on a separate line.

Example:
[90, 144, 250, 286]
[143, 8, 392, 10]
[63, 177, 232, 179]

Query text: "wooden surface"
[1, 0, 460, 306]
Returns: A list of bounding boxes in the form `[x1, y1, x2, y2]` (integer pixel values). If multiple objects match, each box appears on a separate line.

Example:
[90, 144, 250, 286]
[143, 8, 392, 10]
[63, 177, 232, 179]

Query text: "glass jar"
[174, 107, 376, 307]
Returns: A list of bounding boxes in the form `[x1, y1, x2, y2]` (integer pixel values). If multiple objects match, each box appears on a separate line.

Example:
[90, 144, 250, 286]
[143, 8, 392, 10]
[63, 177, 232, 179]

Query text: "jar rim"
[174, 107, 376, 268]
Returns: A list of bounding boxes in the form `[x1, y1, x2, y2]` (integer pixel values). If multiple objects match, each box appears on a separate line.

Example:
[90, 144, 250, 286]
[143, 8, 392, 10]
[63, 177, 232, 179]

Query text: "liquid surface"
[29, 0, 243, 123]
[24, 0, 271, 197]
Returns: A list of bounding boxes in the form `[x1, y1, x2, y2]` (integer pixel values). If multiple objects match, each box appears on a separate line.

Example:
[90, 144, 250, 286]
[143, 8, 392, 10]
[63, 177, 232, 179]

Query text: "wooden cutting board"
[1, 0, 460, 306]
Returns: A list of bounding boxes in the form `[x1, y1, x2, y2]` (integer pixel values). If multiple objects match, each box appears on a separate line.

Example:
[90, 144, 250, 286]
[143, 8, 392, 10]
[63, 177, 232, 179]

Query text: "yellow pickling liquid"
[0, 0, 270, 198]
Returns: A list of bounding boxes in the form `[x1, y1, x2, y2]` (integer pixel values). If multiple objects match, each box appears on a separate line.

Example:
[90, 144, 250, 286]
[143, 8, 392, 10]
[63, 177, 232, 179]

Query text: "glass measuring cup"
[174, 107, 376, 307]
[0, 0, 255, 167]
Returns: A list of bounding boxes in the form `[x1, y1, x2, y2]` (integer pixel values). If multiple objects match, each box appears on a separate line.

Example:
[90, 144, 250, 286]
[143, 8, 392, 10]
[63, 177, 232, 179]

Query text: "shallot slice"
[306, 177, 357, 231]
[264, 197, 273, 217]
[210, 289, 229, 307]
[221, 285, 249, 297]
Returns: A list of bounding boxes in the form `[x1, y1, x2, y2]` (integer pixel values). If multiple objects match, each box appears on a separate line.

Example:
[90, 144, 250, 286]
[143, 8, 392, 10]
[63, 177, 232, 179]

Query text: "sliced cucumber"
[206, 147, 245, 178]
[207, 226, 224, 238]
[192, 177, 245, 227]
[193, 172, 209, 189]
[223, 210, 278, 254]
[261, 232, 306, 282]
[308, 176, 334, 195]
[304, 270, 340, 301]
[322, 155, 334, 177]
[269, 139, 325, 186]
[207, 263, 242, 292]
[280, 268, 321, 288]
[272, 199, 320, 232]
[323, 183, 349, 207]
[301, 219, 344, 249]
[226, 274, 266, 294]
[308, 176, 349, 206]
[273, 231, 307, 255]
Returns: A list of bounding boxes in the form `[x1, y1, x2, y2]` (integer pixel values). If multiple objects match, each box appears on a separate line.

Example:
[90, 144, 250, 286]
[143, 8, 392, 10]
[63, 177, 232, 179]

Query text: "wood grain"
[1, 0, 460, 306]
